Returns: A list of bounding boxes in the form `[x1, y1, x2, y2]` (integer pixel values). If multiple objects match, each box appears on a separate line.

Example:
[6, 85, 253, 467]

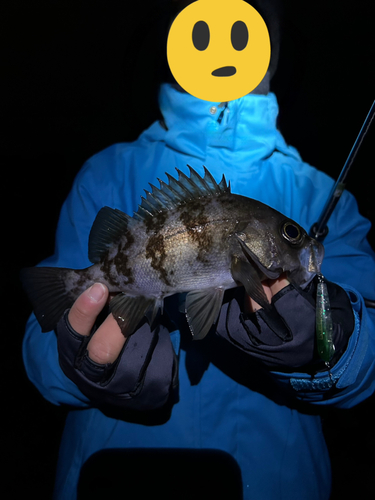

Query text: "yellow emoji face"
[167, 0, 271, 102]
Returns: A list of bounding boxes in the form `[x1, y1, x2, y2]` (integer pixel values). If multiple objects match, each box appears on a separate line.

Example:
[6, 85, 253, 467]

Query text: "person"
[22, 1, 375, 499]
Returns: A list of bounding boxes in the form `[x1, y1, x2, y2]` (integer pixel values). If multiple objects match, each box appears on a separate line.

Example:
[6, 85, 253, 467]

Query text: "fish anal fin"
[109, 294, 156, 336]
[185, 287, 225, 340]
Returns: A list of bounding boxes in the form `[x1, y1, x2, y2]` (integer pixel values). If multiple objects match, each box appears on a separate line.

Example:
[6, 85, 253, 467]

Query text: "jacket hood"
[155, 83, 299, 166]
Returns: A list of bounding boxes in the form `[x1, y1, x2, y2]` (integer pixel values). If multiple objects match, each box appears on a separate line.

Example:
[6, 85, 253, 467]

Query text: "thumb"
[68, 283, 109, 336]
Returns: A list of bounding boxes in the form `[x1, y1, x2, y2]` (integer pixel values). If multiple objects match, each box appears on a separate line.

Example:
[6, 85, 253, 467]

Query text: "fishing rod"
[309, 100, 375, 309]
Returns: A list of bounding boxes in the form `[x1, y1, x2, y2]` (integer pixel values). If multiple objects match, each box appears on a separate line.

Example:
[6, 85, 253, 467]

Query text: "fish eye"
[282, 222, 303, 244]
[231, 21, 248, 51]
[192, 21, 210, 51]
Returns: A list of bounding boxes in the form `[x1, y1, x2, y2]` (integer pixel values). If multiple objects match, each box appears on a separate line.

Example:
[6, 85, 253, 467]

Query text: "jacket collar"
[157, 83, 292, 162]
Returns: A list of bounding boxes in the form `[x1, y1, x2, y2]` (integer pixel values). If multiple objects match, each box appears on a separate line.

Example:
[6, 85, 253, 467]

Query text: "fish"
[21, 166, 324, 340]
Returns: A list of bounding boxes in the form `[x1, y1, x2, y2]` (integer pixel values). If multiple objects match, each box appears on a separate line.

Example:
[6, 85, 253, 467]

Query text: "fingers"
[68, 283, 126, 365]
[87, 314, 126, 365]
[245, 274, 290, 313]
[68, 283, 109, 336]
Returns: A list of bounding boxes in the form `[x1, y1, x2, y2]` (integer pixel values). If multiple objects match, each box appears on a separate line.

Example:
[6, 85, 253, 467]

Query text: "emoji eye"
[231, 21, 248, 51]
[281, 222, 303, 244]
[192, 21, 210, 51]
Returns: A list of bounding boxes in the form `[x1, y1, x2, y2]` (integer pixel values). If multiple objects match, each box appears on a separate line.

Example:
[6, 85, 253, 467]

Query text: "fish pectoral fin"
[234, 233, 280, 280]
[185, 287, 225, 340]
[109, 293, 155, 336]
[231, 256, 271, 311]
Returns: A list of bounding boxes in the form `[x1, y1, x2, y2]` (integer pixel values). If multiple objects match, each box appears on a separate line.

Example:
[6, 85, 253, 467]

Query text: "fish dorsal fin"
[88, 206, 138, 263]
[134, 165, 230, 223]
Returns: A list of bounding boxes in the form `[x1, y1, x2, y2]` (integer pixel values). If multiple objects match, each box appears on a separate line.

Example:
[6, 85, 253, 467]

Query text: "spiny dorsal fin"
[88, 206, 138, 263]
[88, 168, 230, 260]
[134, 165, 230, 223]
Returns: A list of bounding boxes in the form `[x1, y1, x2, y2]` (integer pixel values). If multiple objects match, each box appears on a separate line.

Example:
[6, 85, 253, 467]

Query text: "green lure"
[316, 273, 335, 365]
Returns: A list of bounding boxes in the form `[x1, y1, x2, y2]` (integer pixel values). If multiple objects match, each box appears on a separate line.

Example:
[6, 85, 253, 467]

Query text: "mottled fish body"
[21, 166, 324, 339]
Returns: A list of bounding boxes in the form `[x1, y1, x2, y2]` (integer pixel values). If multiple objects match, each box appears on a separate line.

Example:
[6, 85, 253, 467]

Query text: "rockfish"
[21, 166, 324, 339]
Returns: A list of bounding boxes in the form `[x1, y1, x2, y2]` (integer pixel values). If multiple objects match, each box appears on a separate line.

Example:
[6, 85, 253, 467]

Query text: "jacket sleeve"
[273, 184, 375, 408]
[22, 148, 177, 409]
[272, 289, 375, 408]
[216, 166, 375, 408]
[23, 313, 91, 406]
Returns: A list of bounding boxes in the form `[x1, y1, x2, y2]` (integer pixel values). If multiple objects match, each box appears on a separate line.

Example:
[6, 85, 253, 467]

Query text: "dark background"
[2, 1, 374, 498]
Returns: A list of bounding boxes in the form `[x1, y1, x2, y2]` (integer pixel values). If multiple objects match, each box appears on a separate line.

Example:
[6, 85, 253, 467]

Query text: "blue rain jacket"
[23, 84, 375, 499]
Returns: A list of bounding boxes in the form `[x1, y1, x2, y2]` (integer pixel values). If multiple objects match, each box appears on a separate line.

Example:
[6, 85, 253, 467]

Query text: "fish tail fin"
[20, 266, 78, 332]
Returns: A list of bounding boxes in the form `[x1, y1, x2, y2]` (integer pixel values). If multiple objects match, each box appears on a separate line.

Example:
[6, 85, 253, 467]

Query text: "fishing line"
[310, 101, 375, 310]
[309, 102, 375, 371]
[310, 100, 375, 242]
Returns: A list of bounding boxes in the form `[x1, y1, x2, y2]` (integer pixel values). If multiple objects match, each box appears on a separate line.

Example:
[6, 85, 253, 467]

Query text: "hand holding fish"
[53, 282, 177, 410]
[217, 275, 354, 371]
[67, 283, 125, 364]
[22, 167, 355, 388]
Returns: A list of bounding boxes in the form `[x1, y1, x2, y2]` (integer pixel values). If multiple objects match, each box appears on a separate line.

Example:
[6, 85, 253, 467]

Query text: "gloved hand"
[56, 284, 177, 410]
[216, 276, 354, 372]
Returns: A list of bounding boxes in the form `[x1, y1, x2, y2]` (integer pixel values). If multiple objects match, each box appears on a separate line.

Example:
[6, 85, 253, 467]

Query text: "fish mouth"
[289, 240, 325, 288]
[306, 240, 324, 274]
[211, 66, 237, 77]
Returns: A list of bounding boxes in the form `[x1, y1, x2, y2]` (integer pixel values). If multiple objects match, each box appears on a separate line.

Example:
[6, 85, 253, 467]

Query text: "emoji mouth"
[211, 66, 237, 77]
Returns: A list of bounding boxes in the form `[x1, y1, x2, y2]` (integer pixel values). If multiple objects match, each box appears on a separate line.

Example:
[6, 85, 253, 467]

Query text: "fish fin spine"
[134, 166, 231, 223]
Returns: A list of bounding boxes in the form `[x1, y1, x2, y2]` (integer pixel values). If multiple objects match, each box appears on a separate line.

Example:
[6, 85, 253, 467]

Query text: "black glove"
[216, 278, 354, 372]
[56, 310, 178, 410]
